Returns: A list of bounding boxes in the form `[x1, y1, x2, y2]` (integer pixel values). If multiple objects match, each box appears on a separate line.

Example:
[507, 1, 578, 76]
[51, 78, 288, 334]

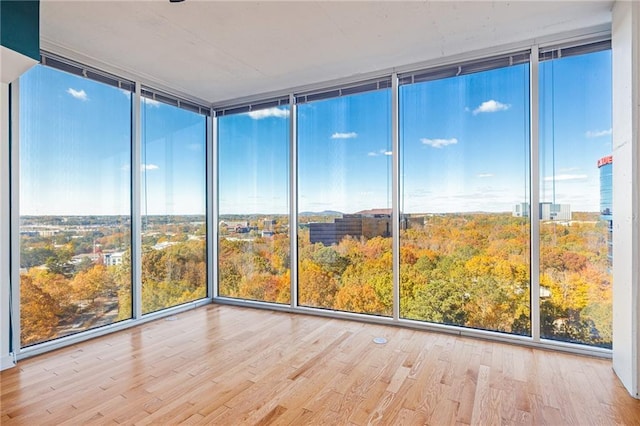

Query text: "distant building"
[540, 202, 572, 221]
[512, 202, 571, 221]
[37, 229, 60, 237]
[71, 253, 101, 264]
[153, 241, 178, 250]
[403, 215, 427, 229]
[309, 222, 338, 245]
[309, 212, 391, 245]
[598, 155, 613, 263]
[513, 203, 530, 218]
[263, 219, 276, 231]
[19, 230, 39, 237]
[19, 227, 60, 237]
[219, 220, 250, 233]
[362, 216, 391, 239]
[104, 251, 124, 266]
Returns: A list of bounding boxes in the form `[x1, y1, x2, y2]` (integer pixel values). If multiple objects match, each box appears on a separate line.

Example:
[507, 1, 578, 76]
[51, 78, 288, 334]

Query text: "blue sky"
[141, 100, 206, 216]
[20, 65, 131, 216]
[297, 90, 392, 214]
[220, 50, 611, 215]
[20, 50, 611, 216]
[539, 50, 612, 212]
[401, 63, 531, 213]
[218, 108, 290, 215]
[20, 65, 206, 216]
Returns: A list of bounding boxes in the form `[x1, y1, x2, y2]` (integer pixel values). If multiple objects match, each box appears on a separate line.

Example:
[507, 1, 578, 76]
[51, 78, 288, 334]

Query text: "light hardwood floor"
[1, 304, 639, 425]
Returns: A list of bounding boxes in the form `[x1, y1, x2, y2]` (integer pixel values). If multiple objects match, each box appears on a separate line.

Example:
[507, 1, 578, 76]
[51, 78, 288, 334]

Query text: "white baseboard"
[1, 353, 16, 371]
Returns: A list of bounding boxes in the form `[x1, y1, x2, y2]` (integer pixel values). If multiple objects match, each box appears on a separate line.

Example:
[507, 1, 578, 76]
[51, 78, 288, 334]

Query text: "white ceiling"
[40, 0, 614, 106]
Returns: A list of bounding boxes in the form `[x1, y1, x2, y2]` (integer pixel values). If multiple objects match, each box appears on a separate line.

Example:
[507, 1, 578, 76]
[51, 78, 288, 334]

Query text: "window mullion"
[290, 94, 298, 309]
[530, 45, 541, 342]
[132, 83, 142, 319]
[9, 81, 21, 361]
[391, 73, 400, 322]
[209, 110, 217, 299]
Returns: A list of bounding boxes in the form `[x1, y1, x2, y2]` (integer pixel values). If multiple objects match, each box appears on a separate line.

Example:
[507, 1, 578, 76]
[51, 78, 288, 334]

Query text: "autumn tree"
[20, 273, 60, 346]
[71, 264, 116, 305]
[298, 258, 338, 308]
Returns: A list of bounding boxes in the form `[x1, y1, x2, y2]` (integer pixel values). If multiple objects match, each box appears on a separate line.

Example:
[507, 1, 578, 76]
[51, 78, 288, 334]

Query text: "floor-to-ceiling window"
[398, 55, 531, 334]
[140, 91, 208, 314]
[19, 62, 132, 346]
[211, 41, 611, 351]
[217, 102, 290, 303]
[539, 46, 612, 348]
[296, 84, 392, 315]
[13, 37, 613, 356]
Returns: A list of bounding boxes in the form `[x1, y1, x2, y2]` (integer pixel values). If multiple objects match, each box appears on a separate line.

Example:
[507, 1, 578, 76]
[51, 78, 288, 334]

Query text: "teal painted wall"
[0, 0, 40, 61]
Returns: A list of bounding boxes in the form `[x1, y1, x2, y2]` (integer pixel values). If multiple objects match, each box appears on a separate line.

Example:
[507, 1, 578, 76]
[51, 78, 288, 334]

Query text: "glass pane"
[19, 65, 132, 347]
[218, 107, 290, 303]
[539, 50, 612, 348]
[297, 90, 392, 316]
[400, 64, 531, 335]
[141, 98, 207, 314]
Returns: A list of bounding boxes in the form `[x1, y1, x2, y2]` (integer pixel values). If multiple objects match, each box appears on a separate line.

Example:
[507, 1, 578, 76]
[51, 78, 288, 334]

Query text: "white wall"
[1, 45, 38, 370]
[0, 81, 14, 370]
[612, 0, 640, 399]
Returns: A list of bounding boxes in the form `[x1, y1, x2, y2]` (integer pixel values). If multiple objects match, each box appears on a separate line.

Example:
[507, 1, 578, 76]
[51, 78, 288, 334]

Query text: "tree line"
[219, 213, 611, 348]
[20, 238, 205, 346]
[20, 212, 611, 348]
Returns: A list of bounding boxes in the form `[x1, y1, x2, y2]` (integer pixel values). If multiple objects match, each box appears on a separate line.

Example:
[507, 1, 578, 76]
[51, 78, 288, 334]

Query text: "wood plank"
[1, 304, 639, 425]
[470, 364, 501, 425]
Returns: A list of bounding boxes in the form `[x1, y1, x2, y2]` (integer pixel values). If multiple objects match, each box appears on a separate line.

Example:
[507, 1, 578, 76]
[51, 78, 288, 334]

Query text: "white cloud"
[544, 174, 588, 182]
[121, 164, 159, 171]
[560, 167, 581, 173]
[331, 132, 357, 139]
[477, 173, 494, 178]
[67, 88, 88, 101]
[472, 99, 510, 115]
[247, 107, 290, 119]
[585, 128, 612, 138]
[368, 149, 392, 157]
[420, 137, 458, 148]
[142, 97, 161, 108]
